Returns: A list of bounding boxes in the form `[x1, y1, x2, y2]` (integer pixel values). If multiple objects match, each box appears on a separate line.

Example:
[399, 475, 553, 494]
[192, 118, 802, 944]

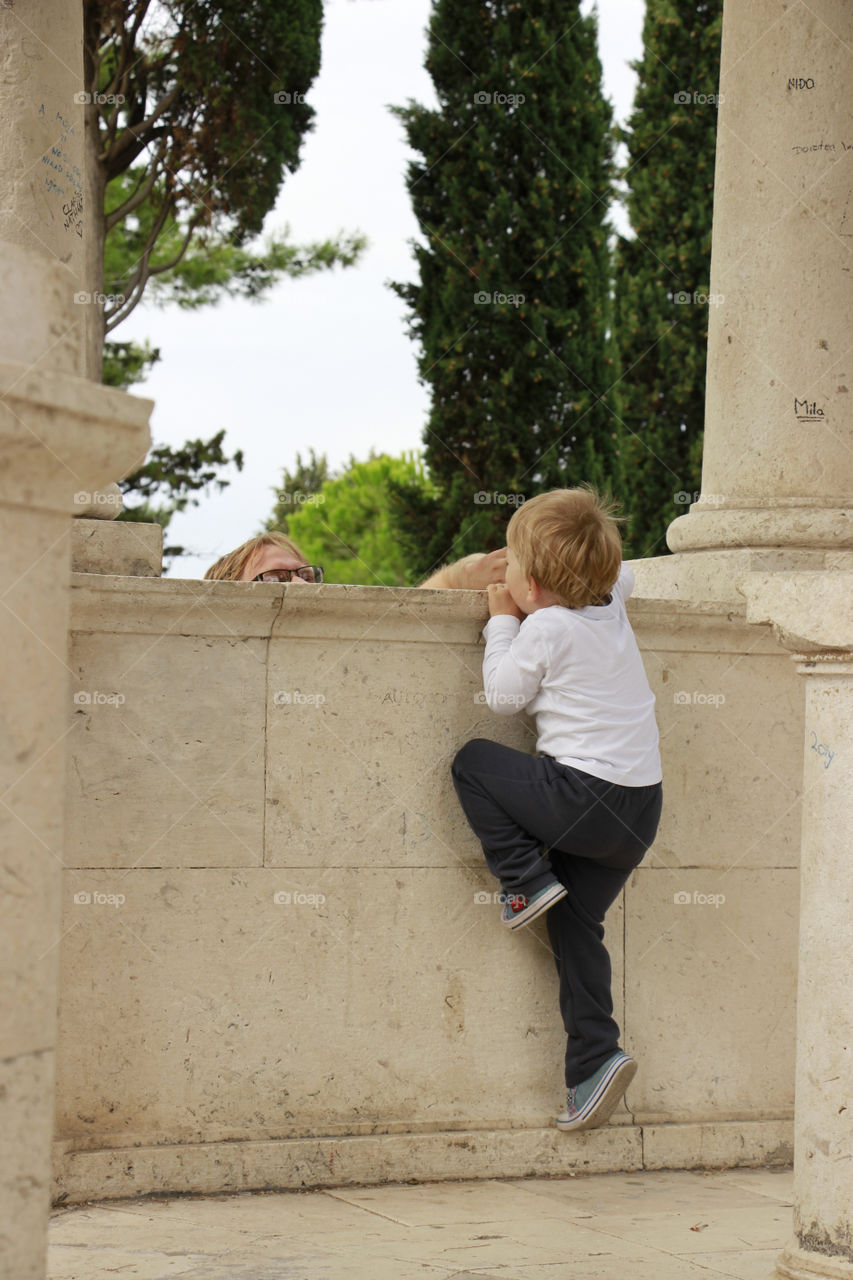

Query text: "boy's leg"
[451, 738, 580, 896]
[545, 774, 663, 1087]
[545, 857, 634, 1087]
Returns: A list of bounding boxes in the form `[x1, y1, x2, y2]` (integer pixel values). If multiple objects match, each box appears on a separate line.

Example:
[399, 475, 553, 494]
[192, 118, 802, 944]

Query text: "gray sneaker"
[501, 881, 567, 930]
[556, 1052, 637, 1132]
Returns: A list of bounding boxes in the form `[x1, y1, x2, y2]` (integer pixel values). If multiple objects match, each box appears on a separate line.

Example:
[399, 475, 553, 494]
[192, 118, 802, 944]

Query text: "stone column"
[743, 575, 853, 1280]
[636, 0, 853, 604]
[0, 5, 151, 1278]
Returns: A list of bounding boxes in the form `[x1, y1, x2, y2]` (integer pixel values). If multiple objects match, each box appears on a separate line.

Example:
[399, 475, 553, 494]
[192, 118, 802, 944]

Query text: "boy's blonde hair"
[507, 487, 623, 608]
[204, 531, 306, 582]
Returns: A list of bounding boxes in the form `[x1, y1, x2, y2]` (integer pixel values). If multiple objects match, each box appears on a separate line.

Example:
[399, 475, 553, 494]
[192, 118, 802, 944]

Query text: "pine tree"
[390, 0, 618, 577]
[613, 0, 723, 558]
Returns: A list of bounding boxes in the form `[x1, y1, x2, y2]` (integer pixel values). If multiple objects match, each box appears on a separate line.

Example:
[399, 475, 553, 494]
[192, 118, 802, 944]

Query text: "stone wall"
[53, 572, 799, 1201]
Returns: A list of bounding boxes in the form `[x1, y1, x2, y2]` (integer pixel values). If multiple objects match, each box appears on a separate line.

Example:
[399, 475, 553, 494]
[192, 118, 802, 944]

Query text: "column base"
[667, 505, 853, 554]
[776, 1244, 853, 1279]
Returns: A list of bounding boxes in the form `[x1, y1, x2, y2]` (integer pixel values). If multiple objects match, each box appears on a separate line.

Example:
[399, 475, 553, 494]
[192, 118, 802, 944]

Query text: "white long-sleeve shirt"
[481, 563, 662, 786]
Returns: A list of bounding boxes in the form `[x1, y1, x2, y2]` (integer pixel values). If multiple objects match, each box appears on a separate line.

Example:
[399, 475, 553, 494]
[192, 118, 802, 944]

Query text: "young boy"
[451, 488, 662, 1133]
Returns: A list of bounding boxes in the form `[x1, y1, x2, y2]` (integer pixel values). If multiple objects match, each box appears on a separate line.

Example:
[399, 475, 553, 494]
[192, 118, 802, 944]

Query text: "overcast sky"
[118, 0, 648, 578]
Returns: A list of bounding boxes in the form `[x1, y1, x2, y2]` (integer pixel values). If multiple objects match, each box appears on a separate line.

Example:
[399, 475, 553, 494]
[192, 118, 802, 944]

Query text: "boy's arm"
[481, 616, 548, 715]
[616, 561, 636, 600]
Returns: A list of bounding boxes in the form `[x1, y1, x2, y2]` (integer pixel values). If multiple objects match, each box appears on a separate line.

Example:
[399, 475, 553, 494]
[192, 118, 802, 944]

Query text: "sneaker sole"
[504, 882, 568, 930]
[556, 1056, 637, 1132]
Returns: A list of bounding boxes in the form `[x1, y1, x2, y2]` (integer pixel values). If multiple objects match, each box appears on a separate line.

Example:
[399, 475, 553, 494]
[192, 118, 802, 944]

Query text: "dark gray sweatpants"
[451, 738, 662, 1087]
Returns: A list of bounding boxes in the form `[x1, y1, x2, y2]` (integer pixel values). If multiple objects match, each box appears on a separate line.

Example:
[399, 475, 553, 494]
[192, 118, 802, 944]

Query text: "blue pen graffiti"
[809, 731, 834, 769]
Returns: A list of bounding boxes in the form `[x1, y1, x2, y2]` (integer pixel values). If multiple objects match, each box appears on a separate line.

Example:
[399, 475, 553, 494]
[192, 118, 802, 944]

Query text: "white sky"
[117, 0, 648, 578]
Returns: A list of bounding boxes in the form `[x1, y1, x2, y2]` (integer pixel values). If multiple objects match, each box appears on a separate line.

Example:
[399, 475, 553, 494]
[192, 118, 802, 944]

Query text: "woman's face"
[241, 546, 308, 582]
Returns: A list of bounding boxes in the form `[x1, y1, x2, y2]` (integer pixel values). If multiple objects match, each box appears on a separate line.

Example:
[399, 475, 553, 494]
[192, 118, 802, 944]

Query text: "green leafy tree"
[275, 453, 434, 586]
[267, 449, 332, 534]
[613, 0, 723, 557]
[87, 1, 366, 549]
[118, 430, 244, 563]
[83, 0, 365, 378]
[390, 0, 618, 578]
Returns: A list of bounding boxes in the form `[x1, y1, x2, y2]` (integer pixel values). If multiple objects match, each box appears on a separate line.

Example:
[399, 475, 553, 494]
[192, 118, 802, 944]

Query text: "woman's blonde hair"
[507, 487, 623, 608]
[204, 531, 306, 582]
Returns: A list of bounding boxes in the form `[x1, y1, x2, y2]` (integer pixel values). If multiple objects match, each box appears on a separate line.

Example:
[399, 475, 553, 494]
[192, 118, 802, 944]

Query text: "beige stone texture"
[629, 599, 803, 870]
[50, 574, 803, 1204]
[633, 549, 853, 608]
[69, 482, 123, 521]
[0, 9, 153, 1274]
[785, 660, 853, 1277]
[665, 1, 853, 560]
[54, 867, 566, 1146]
[70, 518, 163, 577]
[741, 572, 853, 652]
[625, 867, 798, 1123]
[64, 630, 267, 869]
[0, 1051, 55, 1280]
[46, 1167, 795, 1280]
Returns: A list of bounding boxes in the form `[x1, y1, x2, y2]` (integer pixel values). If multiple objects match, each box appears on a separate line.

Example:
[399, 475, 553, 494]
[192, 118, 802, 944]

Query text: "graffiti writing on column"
[791, 140, 853, 155]
[794, 398, 825, 423]
[38, 104, 83, 236]
[809, 732, 834, 769]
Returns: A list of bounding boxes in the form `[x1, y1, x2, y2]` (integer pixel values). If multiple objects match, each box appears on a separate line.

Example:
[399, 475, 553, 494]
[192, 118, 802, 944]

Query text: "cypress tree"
[613, 0, 723, 558]
[390, 0, 618, 576]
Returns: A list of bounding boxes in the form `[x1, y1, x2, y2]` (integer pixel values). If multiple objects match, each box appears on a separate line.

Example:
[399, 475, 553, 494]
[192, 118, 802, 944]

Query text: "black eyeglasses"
[252, 565, 324, 583]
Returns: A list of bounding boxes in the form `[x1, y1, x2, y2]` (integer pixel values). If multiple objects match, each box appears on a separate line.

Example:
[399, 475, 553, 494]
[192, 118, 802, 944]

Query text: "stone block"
[64, 631, 266, 868]
[624, 867, 798, 1122]
[631, 603, 803, 869]
[265, 632, 531, 869]
[71, 519, 162, 576]
[0, 1050, 54, 1279]
[55, 868, 572, 1147]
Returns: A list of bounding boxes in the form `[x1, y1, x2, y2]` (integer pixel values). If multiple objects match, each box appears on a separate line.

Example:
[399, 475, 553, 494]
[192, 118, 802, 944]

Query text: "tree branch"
[106, 196, 173, 330]
[105, 84, 181, 171]
[104, 140, 167, 231]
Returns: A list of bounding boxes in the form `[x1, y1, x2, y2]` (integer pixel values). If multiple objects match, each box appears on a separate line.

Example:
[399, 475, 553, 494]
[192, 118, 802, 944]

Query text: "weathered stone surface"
[0, 1051, 55, 1279]
[625, 867, 798, 1123]
[629, 603, 803, 870]
[64, 631, 267, 868]
[55, 868, 569, 1146]
[71, 519, 162, 576]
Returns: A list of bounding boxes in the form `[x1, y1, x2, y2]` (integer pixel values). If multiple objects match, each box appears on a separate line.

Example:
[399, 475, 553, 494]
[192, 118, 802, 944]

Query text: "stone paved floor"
[48, 1165, 793, 1279]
